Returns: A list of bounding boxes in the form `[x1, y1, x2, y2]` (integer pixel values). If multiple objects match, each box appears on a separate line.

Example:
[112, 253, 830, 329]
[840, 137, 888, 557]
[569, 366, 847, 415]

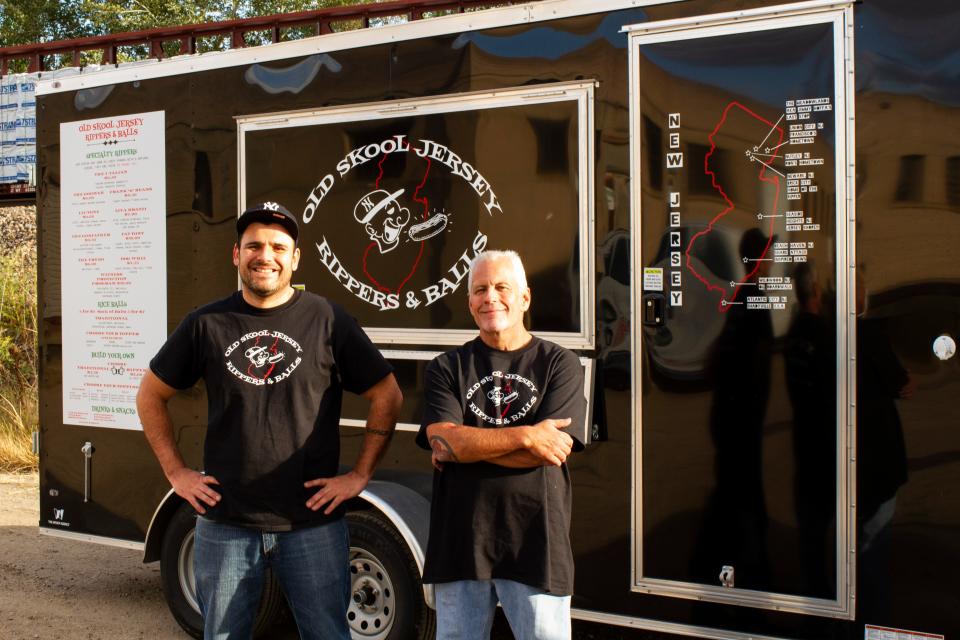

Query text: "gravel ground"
[0, 473, 498, 640]
[0, 473, 652, 640]
[0, 472, 186, 640]
[0, 204, 36, 254]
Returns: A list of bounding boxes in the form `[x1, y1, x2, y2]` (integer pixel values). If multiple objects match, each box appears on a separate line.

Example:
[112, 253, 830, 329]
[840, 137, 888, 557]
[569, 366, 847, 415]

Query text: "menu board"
[60, 110, 167, 429]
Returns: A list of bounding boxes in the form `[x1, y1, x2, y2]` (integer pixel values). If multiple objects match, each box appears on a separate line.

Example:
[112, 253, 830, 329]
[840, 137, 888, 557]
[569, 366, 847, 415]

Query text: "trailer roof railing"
[0, 0, 520, 198]
[0, 0, 519, 75]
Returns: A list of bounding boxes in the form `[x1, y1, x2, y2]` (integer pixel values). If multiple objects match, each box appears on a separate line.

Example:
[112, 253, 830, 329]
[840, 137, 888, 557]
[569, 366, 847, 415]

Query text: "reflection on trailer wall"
[853, 1, 960, 634]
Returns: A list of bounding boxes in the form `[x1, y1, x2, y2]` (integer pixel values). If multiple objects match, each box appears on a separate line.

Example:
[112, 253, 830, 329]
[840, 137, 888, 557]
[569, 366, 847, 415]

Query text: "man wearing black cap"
[137, 202, 402, 640]
[416, 250, 586, 640]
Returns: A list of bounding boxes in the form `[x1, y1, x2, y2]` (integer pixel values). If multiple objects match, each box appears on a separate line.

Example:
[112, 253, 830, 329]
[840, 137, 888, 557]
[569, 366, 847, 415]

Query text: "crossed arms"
[425, 418, 574, 470]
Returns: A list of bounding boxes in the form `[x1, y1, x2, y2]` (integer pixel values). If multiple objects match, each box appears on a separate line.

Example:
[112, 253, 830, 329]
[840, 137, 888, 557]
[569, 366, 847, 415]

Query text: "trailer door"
[626, 2, 856, 618]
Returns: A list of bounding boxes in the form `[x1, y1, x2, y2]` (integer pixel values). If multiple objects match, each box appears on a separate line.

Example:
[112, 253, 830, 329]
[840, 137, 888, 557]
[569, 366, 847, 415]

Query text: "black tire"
[347, 510, 436, 640]
[159, 503, 286, 639]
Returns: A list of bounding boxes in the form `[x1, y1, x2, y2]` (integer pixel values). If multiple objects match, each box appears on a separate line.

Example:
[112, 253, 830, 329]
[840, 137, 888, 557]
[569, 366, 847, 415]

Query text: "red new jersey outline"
[684, 101, 784, 312]
[362, 143, 432, 293]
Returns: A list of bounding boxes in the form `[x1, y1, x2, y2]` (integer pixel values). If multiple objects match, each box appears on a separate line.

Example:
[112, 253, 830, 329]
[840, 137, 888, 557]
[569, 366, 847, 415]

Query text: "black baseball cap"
[237, 202, 299, 243]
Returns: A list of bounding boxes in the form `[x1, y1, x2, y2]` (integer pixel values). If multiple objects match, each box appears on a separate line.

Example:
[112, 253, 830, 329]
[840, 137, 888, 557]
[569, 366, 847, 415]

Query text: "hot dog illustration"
[407, 212, 448, 241]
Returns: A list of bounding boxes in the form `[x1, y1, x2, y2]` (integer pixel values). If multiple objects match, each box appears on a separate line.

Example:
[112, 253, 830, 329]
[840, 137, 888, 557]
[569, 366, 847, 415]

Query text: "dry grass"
[0, 392, 37, 473]
[0, 247, 37, 473]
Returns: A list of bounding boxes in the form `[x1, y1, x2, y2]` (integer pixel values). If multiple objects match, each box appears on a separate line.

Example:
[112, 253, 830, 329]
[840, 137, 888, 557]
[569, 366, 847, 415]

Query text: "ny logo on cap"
[263, 202, 280, 211]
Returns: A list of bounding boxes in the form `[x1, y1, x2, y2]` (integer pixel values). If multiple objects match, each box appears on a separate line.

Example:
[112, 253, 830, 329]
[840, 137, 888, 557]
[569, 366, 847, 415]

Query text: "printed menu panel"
[60, 110, 167, 429]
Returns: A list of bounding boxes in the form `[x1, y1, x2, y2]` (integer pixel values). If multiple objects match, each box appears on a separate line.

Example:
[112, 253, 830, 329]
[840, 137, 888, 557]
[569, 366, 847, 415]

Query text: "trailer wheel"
[159, 503, 285, 639]
[346, 510, 435, 640]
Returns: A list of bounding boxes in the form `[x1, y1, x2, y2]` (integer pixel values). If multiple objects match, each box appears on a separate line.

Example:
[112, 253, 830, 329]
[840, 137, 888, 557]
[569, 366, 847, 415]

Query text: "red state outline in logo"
[362, 142, 431, 294]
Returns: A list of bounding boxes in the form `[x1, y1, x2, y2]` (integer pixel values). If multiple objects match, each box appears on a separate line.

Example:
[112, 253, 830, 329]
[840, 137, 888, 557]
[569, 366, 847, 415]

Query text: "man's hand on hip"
[305, 470, 370, 515]
[169, 467, 220, 515]
[525, 418, 574, 466]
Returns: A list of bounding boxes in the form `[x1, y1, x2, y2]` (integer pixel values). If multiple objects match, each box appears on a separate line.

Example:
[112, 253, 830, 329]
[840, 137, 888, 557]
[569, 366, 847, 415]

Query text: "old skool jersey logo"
[301, 134, 502, 312]
[224, 330, 303, 386]
[465, 371, 539, 426]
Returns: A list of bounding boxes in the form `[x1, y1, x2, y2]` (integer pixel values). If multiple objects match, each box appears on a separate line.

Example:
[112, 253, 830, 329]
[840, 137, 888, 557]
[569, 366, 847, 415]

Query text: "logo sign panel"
[303, 134, 499, 313]
[240, 83, 593, 343]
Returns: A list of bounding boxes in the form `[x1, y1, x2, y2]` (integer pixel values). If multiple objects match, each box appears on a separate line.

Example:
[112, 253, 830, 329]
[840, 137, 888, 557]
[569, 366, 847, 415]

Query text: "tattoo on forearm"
[367, 427, 394, 438]
[429, 435, 460, 463]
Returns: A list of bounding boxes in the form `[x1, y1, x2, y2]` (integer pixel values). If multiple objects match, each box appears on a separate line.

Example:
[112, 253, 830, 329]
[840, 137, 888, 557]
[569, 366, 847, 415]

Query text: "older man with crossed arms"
[416, 249, 586, 640]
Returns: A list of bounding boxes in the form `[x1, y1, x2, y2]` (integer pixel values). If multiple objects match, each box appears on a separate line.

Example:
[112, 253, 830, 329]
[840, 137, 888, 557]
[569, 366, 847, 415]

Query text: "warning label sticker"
[643, 268, 664, 291]
[865, 625, 944, 640]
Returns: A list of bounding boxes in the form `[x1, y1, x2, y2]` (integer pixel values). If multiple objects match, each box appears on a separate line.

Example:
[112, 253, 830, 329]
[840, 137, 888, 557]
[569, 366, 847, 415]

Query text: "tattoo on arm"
[429, 435, 459, 463]
[366, 427, 394, 438]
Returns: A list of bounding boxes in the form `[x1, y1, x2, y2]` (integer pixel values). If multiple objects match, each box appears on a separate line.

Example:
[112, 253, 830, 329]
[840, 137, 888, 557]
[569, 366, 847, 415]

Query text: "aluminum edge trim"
[36, 0, 679, 96]
[39, 526, 145, 551]
[626, 23, 643, 592]
[143, 487, 178, 554]
[840, 4, 858, 619]
[620, 0, 853, 34]
[571, 608, 795, 640]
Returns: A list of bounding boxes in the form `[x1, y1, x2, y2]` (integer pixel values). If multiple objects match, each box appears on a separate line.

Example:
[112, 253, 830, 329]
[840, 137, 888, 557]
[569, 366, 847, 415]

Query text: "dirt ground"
[0, 472, 650, 640]
[0, 472, 189, 640]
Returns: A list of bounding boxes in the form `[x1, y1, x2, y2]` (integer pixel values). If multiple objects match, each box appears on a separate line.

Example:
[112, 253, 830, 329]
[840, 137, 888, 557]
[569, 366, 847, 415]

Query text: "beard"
[239, 264, 290, 299]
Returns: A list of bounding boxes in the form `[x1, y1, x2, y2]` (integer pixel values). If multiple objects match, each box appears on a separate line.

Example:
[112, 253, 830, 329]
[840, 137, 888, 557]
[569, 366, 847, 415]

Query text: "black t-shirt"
[150, 290, 392, 531]
[415, 336, 586, 594]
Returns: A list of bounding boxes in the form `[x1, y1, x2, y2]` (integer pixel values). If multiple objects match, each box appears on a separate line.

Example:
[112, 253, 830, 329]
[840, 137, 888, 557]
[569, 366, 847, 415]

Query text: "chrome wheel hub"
[347, 547, 395, 639]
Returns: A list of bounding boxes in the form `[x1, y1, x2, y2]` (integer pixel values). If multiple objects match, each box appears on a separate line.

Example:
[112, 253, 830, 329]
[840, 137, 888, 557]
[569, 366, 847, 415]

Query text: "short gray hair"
[467, 250, 528, 293]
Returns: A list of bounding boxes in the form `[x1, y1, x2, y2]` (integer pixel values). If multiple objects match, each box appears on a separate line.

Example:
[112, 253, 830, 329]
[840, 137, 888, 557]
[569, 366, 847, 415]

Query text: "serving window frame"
[236, 80, 596, 350]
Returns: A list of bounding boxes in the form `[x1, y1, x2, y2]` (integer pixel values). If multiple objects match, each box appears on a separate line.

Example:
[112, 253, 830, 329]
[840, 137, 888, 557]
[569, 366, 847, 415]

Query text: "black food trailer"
[32, 0, 959, 638]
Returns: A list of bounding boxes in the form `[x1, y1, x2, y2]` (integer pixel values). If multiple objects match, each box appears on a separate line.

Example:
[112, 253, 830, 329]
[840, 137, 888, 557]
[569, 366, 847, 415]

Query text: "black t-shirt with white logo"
[150, 290, 391, 531]
[415, 336, 586, 594]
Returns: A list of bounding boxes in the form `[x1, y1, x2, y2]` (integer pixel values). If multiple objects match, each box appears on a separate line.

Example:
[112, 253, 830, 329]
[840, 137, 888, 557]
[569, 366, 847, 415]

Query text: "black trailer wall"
[37, 1, 959, 639]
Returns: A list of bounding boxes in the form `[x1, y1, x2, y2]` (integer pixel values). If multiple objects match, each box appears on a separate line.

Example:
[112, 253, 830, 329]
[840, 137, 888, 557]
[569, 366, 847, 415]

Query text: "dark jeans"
[194, 517, 350, 640]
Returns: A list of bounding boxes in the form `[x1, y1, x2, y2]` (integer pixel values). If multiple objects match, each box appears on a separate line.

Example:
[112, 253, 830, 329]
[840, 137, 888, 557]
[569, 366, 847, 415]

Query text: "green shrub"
[0, 247, 38, 472]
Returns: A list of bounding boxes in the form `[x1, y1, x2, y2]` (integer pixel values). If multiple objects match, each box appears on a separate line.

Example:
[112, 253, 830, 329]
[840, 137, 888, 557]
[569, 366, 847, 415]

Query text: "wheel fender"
[358, 481, 435, 609]
[143, 488, 182, 563]
[145, 482, 436, 608]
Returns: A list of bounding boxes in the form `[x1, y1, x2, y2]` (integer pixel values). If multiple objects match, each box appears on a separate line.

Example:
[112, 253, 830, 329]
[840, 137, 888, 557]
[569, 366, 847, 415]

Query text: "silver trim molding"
[143, 487, 179, 557]
[571, 608, 794, 640]
[39, 526, 145, 551]
[621, 0, 852, 34]
[36, 0, 679, 96]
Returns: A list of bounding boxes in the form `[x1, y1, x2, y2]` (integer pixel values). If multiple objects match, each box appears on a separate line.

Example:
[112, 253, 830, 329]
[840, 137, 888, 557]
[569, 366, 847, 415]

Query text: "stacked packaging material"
[0, 75, 17, 185]
[0, 73, 38, 187]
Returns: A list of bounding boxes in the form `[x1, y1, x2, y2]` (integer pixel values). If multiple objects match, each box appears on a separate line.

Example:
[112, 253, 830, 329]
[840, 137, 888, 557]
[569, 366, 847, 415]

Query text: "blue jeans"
[435, 579, 571, 640]
[194, 517, 350, 640]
